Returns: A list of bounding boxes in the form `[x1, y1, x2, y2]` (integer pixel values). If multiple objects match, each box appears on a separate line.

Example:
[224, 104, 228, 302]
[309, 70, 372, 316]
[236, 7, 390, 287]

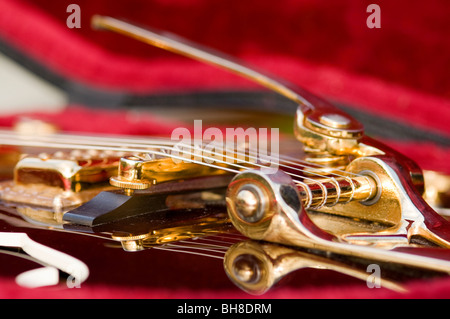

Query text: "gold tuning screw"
[234, 184, 268, 223]
[109, 156, 156, 195]
[109, 176, 155, 195]
[111, 232, 149, 251]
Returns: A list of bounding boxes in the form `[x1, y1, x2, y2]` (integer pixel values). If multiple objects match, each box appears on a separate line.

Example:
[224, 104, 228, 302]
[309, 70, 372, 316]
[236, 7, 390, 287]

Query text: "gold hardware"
[294, 109, 385, 164]
[109, 154, 232, 195]
[423, 170, 450, 215]
[109, 156, 156, 195]
[111, 232, 148, 251]
[234, 186, 265, 222]
[0, 146, 21, 178]
[231, 170, 378, 222]
[111, 217, 232, 252]
[226, 168, 450, 272]
[319, 113, 352, 129]
[298, 174, 378, 209]
[224, 240, 408, 294]
[91, 16, 450, 257]
[0, 150, 120, 208]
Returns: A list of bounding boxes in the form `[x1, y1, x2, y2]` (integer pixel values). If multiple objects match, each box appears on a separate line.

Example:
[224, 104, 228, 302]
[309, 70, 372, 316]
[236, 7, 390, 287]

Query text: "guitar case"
[0, 0, 450, 299]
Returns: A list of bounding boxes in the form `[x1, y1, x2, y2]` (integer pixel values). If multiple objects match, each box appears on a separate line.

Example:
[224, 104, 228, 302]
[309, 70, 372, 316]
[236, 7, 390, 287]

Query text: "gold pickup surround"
[0, 151, 121, 209]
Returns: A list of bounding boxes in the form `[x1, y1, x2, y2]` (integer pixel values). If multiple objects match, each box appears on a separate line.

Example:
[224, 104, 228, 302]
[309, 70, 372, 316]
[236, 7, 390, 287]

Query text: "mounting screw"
[234, 185, 267, 223]
[319, 113, 351, 129]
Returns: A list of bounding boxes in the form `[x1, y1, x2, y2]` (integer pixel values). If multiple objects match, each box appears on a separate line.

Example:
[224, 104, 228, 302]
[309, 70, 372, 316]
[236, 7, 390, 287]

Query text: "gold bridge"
[0, 136, 378, 214]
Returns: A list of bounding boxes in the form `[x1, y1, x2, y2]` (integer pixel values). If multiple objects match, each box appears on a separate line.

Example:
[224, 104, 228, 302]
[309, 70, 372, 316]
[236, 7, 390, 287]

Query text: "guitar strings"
[0, 130, 368, 206]
[0, 132, 365, 205]
[151, 231, 258, 260]
[0, 128, 348, 175]
[162, 242, 228, 253]
[0, 130, 363, 182]
[152, 246, 225, 259]
[152, 235, 242, 260]
[0, 129, 330, 177]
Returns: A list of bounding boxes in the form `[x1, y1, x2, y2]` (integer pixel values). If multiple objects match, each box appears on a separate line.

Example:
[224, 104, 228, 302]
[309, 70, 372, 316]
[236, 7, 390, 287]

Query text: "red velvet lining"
[2, 273, 450, 299]
[10, 0, 450, 100]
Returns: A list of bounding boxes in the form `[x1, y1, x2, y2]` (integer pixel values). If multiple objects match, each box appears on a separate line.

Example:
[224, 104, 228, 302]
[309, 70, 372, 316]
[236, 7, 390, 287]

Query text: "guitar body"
[0, 203, 401, 298]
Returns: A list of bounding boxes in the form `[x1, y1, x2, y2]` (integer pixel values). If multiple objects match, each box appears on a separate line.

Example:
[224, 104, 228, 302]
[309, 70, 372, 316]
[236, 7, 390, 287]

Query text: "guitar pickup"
[0, 150, 122, 209]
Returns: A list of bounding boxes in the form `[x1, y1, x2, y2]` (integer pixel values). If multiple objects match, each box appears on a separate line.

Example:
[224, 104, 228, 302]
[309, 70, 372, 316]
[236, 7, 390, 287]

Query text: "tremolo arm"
[91, 15, 382, 212]
[91, 16, 367, 160]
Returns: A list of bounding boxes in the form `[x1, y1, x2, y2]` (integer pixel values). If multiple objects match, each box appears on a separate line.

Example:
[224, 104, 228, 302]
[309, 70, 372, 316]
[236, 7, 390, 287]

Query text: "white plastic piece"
[15, 266, 59, 288]
[0, 232, 89, 288]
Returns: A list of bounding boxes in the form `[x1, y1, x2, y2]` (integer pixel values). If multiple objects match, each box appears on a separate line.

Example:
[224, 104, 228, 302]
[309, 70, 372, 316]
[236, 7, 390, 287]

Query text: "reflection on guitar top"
[0, 196, 447, 293]
[0, 16, 449, 295]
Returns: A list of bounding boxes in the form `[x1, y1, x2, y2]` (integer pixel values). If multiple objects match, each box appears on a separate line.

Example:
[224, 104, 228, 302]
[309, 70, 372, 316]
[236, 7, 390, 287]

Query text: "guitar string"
[152, 236, 241, 259]
[177, 239, 234, 250]
[186, 237, 244, 246]
[161, 243, 228, 253]
[0, 131, 366, 208]
[151, 228, 262, 259]
[0, 130, 363, 183]
[0, 129, 360, 177]
[0, 135, 362, 205]
[152, 246, 225, 259]
[151, 231, 253, 257]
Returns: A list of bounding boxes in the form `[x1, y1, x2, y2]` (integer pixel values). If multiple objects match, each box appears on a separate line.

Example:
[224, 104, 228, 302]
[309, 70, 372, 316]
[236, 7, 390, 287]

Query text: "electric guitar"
[1, 16, 450, 296]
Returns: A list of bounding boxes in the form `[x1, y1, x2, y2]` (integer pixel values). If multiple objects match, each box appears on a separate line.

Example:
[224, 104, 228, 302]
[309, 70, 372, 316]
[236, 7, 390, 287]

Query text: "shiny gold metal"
[319, 113, 352, 129]
[224, 240, 407, 294]
[90, 17, 405, 232]
[294, 109, 385, 168]
[423, 170, 450, 215]
[317, 157, 401, 228]
[0, 146, 21, 178]
[234, 187, 264, 221]
[111, 217, 232, 252]
[226, 168, 450, 273]
[111, 232, 148, 251]
[297, 174, 378, 209]
[90, 16, 450, 252]
[109, 154, 232, 194]
[109, 155, 156, 195]
[0, 151, 120, 208]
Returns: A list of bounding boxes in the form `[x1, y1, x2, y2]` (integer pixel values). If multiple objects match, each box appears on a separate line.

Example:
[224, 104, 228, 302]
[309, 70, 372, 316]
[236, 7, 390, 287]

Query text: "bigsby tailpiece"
[88, 16, 450, 273]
